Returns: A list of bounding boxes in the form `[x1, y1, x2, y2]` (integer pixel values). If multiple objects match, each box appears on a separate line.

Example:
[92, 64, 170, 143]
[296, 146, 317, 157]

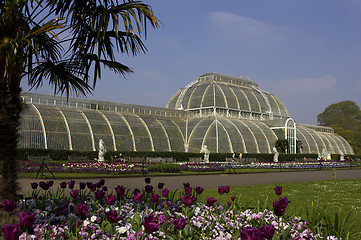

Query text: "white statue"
[98, 139, 106, 162]
[321, 148, 327, 160]
[200, 145, 210, 163]
[272, 147, 279, 163]
[340, 151, 345, 161]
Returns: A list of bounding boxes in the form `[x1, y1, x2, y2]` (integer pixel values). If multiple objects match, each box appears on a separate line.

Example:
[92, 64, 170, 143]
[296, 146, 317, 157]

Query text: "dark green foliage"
[148, 163, 181, 173]
[318, 101, 361, 155]
[275, 139, 289, 153]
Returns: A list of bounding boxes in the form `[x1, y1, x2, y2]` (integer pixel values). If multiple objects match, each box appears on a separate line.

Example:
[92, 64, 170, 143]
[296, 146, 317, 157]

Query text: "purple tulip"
[257, 225, 275, 239]
[206, 197, 217, 207]
[70, 190, 79, 198]
[105, 194, 117, 205]
[195, 186, 204, 194]
[30, 182, 38, 190]
[273, 197, 291, 216]
[47, 180, 54, 187]
[133, 188, 141, 195]
[172, 218, 188, 229]
[273, 186, 282, 195]
[162, 188, 169, 198]
[68, 180, 76, 189]
[17, 212, 36, 228]
[143, 214, 159, 233]
[183, 182, 190, 188]
[75, 203, 89, 217]
[39, 181, 49, 190]
[106, 210, 123, 223]
[145, 177, 151, 184]
[133, 193, 143, 203]
[240, 226, 257, 240]
[227, 201, 232, 207]
[145, 185, 153, 193]
[59, 181, 67, 189]
[184, 187, 192, 195]
[158, 182, 165, 189]
[98, 179, 106, 187]
[231, 196, 236, 201]
[224, 186, 230, 193]
[86, 182, 93, 189]
[0, 224, 20, 240]
[79, 182, 86, 190]
[150, 193, 160, 203]
[115, 185, 126, 195]
[181, 195, 194, 206]
[2, 199, 16, 212]
[95, 189, 105, 200]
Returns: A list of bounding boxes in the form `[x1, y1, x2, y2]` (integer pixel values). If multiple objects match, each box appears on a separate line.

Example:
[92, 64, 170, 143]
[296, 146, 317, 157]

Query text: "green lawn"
[199, 179, 361, 238]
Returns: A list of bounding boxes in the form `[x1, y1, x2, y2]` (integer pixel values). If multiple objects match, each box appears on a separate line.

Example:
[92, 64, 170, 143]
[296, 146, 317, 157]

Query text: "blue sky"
[24, 0, 361, 125]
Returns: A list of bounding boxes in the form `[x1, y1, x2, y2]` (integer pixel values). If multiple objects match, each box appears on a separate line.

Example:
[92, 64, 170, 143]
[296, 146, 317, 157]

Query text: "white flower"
[91, 215, 97, 222]
[117, 226, 127, 234]
[83, 219, 90, 227]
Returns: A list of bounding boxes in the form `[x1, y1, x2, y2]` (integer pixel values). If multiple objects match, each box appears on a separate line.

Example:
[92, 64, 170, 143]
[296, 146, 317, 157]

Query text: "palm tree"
[0, 0, 159, 200]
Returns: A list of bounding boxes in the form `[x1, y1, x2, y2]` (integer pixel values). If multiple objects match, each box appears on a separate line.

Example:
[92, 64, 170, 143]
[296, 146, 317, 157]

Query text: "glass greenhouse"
[19, 73, 354, 155]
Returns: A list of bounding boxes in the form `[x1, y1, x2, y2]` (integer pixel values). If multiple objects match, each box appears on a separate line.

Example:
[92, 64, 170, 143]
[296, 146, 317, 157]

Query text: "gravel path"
[17, 168, 361, 193]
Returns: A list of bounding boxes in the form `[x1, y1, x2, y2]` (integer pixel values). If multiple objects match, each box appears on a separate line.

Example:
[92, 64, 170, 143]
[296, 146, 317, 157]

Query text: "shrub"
[148, 163, 181, 173]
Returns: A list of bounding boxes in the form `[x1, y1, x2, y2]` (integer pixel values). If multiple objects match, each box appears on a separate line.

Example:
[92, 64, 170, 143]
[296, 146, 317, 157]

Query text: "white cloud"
[208, 12, 285, 38]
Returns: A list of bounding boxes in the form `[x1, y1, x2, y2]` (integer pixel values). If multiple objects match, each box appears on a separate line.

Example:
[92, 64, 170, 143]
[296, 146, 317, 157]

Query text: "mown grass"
[197, 179, 361, 238]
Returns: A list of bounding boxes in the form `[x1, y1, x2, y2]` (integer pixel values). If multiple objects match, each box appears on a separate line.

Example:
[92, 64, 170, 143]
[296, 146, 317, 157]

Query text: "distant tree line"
[318, 101, 361, 155]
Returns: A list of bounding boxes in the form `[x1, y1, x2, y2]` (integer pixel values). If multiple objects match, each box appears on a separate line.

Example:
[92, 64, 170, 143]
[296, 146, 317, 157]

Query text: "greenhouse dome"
[18, 73, 354, 155]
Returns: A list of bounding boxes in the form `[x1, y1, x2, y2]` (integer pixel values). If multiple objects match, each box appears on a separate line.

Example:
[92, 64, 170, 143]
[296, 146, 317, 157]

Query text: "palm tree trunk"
[0, 81, 22, 201]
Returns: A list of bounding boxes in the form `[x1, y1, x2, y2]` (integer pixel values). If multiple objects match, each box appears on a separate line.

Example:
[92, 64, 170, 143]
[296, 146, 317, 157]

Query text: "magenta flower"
[172, 218, 188, 229]
[257, 225, 275, 239]
[75, 203, 89, 217]
[158, 182, 165, 189]
[86, 182, 94, 189]
[145, 185, 153, 193]
[30, 182, 38, 190]
[218, 186, 225, 195]
[98, 179, 106, 186]
[150, 193, 160, 203]
[273, 197, 291, 216]
[162, 188, 169, 197]
[115, 185, 126, 195]
[105, 194, 117, 205]
[231, 196, 236, 201]
[145, 177, 151, 184]
[68, 180, 76, 189]
[39, 181, 49, 190]
[195, 186, 204, 194]
[2, 199, 16, 212]
[59, 181, 67, 189]
[0, 224, 20, 240]
[133, 193, 143, 203]
[95, 189, 105, 199]
[206, 196, 217, 207]
[17, 212, 36, 228]
[224, 186, 230, 193]
[143, 214, 159, 233]
[133, 188, 141, 195]
[70, 190, 79, 198]
[106, 210, 123, 223]
[240, 226, 257, 240]
[184, 187, 192, 196]
[181, 195, 194, 206]
[273, 186, 282, 195]
[227, 201, 232, 207]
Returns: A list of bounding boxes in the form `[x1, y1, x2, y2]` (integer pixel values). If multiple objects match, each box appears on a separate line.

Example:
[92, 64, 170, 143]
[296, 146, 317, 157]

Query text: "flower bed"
[0, 179, 340, 239]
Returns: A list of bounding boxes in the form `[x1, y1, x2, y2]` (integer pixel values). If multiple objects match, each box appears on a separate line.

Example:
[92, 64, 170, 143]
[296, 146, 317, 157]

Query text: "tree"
[0, 0, 160, 200]
[317, 101, 361, 155]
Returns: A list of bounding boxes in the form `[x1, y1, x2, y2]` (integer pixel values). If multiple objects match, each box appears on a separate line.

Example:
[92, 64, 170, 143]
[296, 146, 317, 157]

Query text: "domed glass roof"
[166, 73, 290, 119]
